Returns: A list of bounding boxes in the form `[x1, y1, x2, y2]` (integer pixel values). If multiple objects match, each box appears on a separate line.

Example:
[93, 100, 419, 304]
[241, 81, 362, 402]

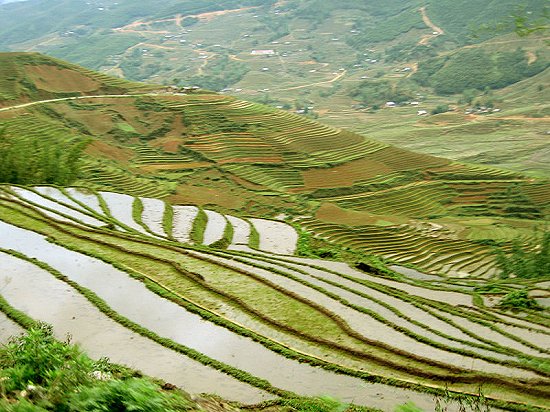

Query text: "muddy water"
[0, 311, 24, 342]
[286, 257, 474, 307]
[433, 310, 547, 356]
[275, 255, 549, 356]
[238, 251, 484, 345]
[11, 187, 100, 226]
[250, 219, 297, 255]
[140, 197, 167, 237]
[172, 205, 198, 243]
[0, 252, 270, 403]
[203, 210, 227, 245]
[390, 265, 442, 281]
[198, 253, 537, 379]
[226, 215, 250, 245]
[0, 221, 444, 411]
[99, 192, 148, 234]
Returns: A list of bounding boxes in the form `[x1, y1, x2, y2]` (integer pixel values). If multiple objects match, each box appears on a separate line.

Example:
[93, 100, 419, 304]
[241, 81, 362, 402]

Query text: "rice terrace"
[0, 1, 549, 411]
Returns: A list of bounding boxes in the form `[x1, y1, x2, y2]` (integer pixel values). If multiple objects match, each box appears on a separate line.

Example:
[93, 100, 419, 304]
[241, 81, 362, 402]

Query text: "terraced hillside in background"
[1, 53, 548, 279]
[1, 184, 549, 411]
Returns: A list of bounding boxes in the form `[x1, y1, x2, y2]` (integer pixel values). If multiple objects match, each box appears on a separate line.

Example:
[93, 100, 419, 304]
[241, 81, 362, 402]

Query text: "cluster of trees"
[257, 14, 290, 42]
[0, 127, 87, 186]
[349, 79, 417, 107]
[384, 41, 439, 63]
[349, 8, 425, 47]
[413, 48, 548, 95]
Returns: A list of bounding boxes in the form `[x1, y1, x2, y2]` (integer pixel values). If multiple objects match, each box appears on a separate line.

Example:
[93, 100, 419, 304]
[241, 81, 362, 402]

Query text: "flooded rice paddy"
[0, 220, 446, 411]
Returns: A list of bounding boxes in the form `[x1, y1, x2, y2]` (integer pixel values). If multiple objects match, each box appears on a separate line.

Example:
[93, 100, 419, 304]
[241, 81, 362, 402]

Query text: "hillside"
[0, 53, 549, 410]
[1, 53, 548, 278]
[1, 1, 548, 175]
[0, 52, 157, 107]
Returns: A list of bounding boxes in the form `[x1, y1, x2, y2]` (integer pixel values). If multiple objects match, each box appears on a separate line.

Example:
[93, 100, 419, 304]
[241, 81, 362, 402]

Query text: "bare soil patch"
[169, 184, 245, 209]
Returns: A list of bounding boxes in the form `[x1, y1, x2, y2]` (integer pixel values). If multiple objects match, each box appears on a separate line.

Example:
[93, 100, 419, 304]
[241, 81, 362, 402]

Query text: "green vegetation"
[496, 232, 550, 279]
[0, 324, 193, 411]
[350, 80, 418, 107]
[499, 289, 542, 312]
[188, 55, 250, 91]
[190, 208, 208, 244]
[413, 48, 548, 95]
[0, 51, 548, 411]
[0, 127, 87, 186]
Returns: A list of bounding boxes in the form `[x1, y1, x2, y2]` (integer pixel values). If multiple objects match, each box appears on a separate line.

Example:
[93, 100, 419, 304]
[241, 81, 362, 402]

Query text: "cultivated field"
[0, 185, 549, 410]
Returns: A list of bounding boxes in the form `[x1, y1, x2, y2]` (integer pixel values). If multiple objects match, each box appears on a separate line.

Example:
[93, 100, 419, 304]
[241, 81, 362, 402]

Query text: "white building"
[251, 50, 275, 56]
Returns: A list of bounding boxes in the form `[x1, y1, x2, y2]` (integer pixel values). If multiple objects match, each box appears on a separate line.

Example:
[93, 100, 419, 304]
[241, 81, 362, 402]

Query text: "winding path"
[418, 6, 444, 45]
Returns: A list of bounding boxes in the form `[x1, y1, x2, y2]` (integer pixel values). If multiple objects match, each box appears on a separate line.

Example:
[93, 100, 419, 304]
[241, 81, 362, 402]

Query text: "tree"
[496, 232, 550, 279]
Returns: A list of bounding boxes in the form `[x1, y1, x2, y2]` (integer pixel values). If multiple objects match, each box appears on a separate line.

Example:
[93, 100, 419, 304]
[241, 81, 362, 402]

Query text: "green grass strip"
[162, 201, 174, 240]
[0, 292, 37, 330]
[209, 216, 234, 250]
[248, 220, 260, 249]
[131, 196, 146, 231]
[190, 208, 207, 244]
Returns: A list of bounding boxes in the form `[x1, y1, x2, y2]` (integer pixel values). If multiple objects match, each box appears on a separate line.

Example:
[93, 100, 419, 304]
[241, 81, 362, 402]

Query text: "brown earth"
[137, 162, 212, 172]
[316, 202, 404, 226]
[25, 65, 100, 93]
[168, 183, 246, 209]
[85, 140, 134, 163]
[418, 6, 444, 46]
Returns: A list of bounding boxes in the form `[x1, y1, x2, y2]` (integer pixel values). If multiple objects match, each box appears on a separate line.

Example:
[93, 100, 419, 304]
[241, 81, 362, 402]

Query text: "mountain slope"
[0, 51, 549, 411]
[0, 52, 158, 107]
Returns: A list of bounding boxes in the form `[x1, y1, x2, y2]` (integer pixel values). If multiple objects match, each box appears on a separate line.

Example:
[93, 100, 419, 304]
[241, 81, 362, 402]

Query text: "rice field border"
[201, 248, 550, 375]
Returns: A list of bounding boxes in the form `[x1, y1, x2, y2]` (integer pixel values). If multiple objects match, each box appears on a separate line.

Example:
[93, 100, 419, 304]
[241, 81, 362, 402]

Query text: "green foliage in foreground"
[0, 127, 87, 186]
[499, 289, 542, 312]
[0, 325, 192, 411]
[496, 232, 550, 279]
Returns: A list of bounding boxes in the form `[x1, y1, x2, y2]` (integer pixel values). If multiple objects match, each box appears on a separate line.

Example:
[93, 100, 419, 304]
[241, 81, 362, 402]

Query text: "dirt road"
[418, 6, 444, 45]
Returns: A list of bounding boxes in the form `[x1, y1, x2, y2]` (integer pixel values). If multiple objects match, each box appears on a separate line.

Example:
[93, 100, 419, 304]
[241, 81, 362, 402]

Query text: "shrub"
[68, 378, 191, 412]
[431, 105, 449, 115]
[495, 232, 550, 279]
[498, 289, 541, 312]
[0, 325, 193, 411]
[0, 323, 94, 406]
